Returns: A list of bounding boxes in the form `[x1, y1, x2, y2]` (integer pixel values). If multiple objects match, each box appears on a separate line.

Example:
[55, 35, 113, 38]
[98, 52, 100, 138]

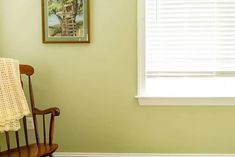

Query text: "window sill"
[136, 96, 235, 106]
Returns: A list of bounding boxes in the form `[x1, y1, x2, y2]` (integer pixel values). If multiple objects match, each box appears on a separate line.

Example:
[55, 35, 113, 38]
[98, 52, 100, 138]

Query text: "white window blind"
[146, 0, 235, 77]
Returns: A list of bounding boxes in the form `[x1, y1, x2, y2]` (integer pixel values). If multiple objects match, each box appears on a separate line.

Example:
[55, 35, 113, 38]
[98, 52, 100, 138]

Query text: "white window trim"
[136, 97, 235, 106]
[137, 0, 146, 97]
[136, 0, 235, 106]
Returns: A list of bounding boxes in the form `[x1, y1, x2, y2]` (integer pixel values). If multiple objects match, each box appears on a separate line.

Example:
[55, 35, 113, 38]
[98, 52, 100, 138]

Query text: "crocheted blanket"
[0, 58, 30, 132]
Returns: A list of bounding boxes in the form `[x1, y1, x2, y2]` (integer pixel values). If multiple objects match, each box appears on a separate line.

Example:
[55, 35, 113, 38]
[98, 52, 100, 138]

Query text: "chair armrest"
[33, 107, 60, 116]
[32, 107, 60, 145]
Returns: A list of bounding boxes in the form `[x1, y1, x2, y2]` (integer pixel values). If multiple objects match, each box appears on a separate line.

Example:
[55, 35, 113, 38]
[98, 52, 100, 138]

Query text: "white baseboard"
[54, 152, 235, 157]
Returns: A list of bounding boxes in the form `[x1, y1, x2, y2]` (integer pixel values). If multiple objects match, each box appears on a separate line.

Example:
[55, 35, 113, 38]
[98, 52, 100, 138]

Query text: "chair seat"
[0, 143, 58, 157]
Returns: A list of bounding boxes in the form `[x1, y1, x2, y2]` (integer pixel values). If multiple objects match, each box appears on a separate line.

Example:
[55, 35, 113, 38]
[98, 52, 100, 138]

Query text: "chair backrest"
[1, 64, 48, 151]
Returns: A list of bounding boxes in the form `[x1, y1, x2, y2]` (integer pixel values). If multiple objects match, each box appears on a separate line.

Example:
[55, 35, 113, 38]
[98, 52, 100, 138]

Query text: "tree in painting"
[47, 0, 84, 37]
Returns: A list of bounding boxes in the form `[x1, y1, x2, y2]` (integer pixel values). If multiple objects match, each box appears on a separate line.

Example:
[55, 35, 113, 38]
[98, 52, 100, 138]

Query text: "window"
[137, 0, 235, 105]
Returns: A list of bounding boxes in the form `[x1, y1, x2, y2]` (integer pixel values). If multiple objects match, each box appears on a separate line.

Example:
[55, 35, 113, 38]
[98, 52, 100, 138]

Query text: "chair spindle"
[5, 132, 10, 151]
[15, 131, 20, 149]
[43, 114, 46, 144]
[23, 117, 29, 146]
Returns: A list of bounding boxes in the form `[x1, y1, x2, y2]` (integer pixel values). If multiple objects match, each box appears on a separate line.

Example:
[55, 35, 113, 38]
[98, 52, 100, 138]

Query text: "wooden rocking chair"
[0, 64, 60, 157]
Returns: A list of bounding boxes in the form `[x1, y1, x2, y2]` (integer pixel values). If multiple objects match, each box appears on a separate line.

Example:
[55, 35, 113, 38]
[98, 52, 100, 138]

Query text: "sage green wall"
[1, 0, 235, 153]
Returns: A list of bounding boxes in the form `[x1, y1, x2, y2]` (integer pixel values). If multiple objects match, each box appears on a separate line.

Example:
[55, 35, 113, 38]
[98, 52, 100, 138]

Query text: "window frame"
[136, 0, 235, 106]
[137, 0, 146, 97]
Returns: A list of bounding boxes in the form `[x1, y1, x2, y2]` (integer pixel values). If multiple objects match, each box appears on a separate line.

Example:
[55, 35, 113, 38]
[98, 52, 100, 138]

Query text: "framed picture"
[41, 0, 90, 43]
